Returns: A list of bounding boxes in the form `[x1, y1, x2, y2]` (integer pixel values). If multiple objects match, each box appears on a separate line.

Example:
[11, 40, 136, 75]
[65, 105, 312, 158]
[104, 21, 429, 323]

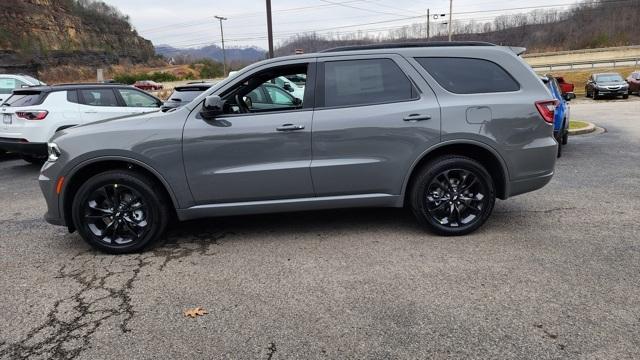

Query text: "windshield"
[168, 88, 207, 103]
[2, 92, 44, 107]
[596, 74, 623, 82]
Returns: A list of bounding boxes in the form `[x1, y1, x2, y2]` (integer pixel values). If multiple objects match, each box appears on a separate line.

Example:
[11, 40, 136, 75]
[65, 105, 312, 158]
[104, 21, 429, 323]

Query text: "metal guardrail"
[531, 57, 640, 71]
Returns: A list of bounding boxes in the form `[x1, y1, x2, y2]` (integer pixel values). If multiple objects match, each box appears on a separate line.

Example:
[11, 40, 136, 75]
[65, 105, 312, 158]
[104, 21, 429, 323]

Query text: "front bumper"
[39, 161, 66, 227]
[0, 138, 47, 156]
[596, 88, 628, 95]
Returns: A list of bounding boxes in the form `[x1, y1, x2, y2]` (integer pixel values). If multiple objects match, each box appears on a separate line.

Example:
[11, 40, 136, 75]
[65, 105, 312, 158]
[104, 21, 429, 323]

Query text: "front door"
[182, 60, 315, 204]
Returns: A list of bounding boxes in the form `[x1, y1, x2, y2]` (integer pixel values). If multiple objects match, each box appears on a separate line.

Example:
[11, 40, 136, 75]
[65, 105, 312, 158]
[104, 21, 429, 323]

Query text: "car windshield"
[169, 88, 207, 102]
[596, 74, 623, 82]
[2, 92, 43, 107]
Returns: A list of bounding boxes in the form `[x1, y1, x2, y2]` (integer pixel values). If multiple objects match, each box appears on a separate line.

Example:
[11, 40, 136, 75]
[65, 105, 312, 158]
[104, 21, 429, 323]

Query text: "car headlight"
[47, 143, 61, 162]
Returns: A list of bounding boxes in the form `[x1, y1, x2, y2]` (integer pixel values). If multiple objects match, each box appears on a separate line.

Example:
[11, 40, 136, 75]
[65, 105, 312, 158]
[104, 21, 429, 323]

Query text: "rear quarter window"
[415, 57, 520, 94]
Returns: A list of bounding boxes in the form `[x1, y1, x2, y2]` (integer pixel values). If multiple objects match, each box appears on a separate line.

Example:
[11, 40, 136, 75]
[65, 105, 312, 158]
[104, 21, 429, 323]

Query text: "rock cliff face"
[0, 0, 155, 74]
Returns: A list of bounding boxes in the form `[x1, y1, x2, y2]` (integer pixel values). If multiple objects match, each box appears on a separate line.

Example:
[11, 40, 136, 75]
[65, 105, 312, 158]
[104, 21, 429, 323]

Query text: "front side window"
[323, 58, 415, 107]
[220, 63, 308, 114]
[416, 57, 520, 94]
[265, 85, 295, 106]
[117, 89, 159, 107]
[79, 89, 119, 107]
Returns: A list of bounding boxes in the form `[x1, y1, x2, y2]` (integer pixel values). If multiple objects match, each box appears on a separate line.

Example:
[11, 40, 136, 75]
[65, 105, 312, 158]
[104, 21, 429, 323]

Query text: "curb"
[568, 122, 596, 136]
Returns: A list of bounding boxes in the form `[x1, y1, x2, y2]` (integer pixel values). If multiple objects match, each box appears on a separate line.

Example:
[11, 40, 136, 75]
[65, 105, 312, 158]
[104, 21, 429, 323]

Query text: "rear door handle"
[403, 114, 432, 122]
[276, 124, 305, 131]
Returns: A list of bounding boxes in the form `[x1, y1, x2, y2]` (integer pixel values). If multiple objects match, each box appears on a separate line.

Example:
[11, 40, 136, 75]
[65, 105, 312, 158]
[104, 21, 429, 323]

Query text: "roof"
[319, 41, 497, 53]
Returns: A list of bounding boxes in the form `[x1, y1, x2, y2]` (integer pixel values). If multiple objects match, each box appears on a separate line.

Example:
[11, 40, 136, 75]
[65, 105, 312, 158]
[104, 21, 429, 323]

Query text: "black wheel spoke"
[83, 183, 149, 246]
[424, 167, 489, 228]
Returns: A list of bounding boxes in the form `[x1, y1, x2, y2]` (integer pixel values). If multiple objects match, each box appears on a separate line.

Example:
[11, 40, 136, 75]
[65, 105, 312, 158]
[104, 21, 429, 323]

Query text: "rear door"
[77, 88, 132, 123]
[311, 54, 441, 197]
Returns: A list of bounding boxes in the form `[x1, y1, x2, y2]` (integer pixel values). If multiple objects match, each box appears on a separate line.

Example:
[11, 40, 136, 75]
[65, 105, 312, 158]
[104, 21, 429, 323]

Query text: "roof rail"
[52, 82, 125, 87]
[319, 41, 497, 53]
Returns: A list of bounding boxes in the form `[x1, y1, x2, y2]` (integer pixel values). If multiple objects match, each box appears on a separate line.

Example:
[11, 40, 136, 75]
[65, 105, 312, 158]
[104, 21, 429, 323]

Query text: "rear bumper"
[507, 172, 554, 198]
[0, 138, 47, 156]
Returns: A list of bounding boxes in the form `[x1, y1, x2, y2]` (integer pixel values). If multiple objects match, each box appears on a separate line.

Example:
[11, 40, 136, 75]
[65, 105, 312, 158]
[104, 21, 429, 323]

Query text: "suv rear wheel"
[410, 156, 496, 236]
[71, 170, 170, 254]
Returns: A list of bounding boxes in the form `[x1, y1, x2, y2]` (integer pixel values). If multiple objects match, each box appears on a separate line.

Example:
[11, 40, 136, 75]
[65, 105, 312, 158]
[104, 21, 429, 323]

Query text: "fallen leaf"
[184, 307, 208, 318]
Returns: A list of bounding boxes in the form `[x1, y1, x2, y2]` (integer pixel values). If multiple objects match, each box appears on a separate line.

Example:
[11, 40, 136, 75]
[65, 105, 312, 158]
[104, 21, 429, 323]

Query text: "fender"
[398, 139, 511, 204]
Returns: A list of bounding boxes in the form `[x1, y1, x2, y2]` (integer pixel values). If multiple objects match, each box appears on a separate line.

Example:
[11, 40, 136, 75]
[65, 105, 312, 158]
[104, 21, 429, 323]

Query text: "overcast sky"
[104, 0, 571, 49]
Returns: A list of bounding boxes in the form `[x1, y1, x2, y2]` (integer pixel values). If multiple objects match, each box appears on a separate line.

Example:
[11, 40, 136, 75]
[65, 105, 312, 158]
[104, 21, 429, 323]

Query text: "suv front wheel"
[410, 156, 496, 236]
[71, 170, 170, 254]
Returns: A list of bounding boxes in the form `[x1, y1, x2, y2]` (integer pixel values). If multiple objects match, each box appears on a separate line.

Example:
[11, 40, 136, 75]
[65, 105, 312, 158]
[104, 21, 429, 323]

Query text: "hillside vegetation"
[276, 0, 640, 56]
[0, 0, 156, 72]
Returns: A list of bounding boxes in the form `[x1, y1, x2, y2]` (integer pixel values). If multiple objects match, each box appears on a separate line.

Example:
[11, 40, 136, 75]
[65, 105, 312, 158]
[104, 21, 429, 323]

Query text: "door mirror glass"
[563, 92, 576, 101]
[201, 95, 224, 119]
[283, 82, 293, 92]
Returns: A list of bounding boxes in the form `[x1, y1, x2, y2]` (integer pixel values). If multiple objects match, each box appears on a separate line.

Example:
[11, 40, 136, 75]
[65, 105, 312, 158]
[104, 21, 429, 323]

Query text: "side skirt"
[176, 193, 402, 221]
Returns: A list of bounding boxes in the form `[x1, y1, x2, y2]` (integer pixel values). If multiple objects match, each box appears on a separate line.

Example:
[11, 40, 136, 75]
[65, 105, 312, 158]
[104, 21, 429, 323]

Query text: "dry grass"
[569, 120, 590, 130]
[537, 65, 639, 94]
[39, 64, 200, 85]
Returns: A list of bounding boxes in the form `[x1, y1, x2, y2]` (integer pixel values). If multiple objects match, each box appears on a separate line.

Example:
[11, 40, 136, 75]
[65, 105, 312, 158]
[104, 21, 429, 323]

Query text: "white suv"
[0, 74, 45, 104]
[0, 84, 163, 163]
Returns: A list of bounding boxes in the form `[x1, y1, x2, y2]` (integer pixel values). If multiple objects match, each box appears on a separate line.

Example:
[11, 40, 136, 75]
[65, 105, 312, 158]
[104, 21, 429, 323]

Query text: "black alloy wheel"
[72, 170, 170, 254]
[411, 156, 495, 236]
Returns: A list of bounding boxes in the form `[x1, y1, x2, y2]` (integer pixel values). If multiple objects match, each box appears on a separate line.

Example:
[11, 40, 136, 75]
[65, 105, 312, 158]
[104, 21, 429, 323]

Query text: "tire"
[556, 140, 562, 158]
[21, 155, 46, 165]
[562, 129, 569, 145]
[593, 90, 599, 100]
[409, 156, 496, 236]
[585, 88, 591, 98]
[71, 170, 170, 254]
[623, 94, 629, 99]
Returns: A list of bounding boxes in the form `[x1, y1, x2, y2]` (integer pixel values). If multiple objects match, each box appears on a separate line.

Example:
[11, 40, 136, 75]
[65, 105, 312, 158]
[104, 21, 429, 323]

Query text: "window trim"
[315, 57, 420, 110]
[414, 56, 521, 95]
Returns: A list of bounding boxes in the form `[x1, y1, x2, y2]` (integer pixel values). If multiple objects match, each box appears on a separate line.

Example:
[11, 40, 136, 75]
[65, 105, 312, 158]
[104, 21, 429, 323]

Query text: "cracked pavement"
[1, 100, 639, 359]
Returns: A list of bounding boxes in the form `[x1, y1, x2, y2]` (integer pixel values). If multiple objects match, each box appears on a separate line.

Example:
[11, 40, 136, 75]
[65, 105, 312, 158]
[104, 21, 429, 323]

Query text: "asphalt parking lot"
[1, 98, 639, 359]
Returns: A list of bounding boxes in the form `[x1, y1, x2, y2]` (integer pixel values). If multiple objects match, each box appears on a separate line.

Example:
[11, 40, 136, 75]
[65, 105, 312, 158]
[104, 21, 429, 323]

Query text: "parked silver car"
[40, 42, 558, 253]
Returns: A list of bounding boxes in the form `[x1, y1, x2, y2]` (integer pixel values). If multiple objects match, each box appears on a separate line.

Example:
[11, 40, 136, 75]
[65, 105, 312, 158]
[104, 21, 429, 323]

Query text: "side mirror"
[200, 95, 224, 120]
[293, 97, 302, 106]
[563, 92, 576, 101]
[283, 83, 293, 92]
[243, 96, 253, 109]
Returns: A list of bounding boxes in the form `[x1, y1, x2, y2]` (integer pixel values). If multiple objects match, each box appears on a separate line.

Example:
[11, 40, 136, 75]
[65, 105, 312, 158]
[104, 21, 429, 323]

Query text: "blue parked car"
[540, 75, 576, 157]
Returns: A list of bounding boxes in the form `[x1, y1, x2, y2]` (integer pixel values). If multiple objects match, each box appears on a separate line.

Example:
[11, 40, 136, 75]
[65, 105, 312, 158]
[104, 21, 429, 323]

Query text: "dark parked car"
[585, 73, 629, 99]
[161, 82, 217, 112]
[626, 71, 640, 96]
[40, 42, 558, 254]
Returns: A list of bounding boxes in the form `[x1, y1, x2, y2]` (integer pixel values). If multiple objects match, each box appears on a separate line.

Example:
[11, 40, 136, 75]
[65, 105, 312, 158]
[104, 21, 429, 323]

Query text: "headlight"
[47, 143, 61, 162]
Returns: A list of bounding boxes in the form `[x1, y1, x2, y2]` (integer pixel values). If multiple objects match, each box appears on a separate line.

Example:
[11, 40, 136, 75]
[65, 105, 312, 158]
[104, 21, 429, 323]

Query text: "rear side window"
[323, 58, 415, 107]
[67, 90, 79, 103]
[79, 89, 119, 107]
[416, 57, 520, 94]
[3, 92, 44, 106]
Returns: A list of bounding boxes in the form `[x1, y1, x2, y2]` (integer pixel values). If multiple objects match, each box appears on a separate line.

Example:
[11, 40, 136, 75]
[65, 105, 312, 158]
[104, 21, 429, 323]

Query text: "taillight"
[16, 110, 48, 120]
[535, 100, 558, 124]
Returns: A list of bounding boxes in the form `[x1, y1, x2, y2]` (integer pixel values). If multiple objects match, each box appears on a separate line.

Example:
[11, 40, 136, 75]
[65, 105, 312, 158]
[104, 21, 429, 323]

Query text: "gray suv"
[40, 42, 558, 254]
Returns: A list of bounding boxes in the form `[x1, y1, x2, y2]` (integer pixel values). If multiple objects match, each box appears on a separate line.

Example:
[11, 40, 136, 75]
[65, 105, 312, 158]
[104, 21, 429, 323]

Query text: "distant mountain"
[155, 44, 266, 64]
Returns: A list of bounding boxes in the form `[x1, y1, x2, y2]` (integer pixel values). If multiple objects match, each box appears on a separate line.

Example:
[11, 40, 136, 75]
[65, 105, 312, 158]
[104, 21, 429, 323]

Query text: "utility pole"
[448, 0, 453, 41]
[215, 15, 227, 76]
[266, 0, 274, 58]
[426, 9, 430, 41]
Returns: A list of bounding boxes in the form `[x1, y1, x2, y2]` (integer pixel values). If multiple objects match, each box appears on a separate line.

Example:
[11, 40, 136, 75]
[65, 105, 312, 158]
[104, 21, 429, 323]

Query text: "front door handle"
[276, 124, 305, 131]
[403, 114, 432, 122]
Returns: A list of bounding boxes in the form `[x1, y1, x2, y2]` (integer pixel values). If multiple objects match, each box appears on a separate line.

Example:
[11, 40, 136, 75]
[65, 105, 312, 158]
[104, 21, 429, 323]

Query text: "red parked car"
[555, 76, 574, 95]
[626, 71, 640, 95]
[133, 80, 163, 91]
